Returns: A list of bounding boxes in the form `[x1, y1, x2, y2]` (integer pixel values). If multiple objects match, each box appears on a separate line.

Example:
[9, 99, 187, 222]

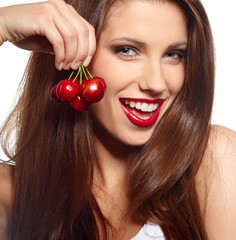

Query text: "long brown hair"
[0, 0, 214, 239]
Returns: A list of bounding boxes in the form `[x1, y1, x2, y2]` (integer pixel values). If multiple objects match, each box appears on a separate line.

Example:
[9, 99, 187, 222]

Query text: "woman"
[0, 0, 236, 239]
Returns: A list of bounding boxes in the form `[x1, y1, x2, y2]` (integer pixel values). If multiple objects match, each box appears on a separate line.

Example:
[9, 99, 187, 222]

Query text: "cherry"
[56, 79, 80, 102]
[50, 84, 62, 102]
[74, 78, 86, 88]
[94, 77, 106, 90]
[80, 78, 105, 103]
[70, 96, 91, 111]
[49, 65, 106, 112]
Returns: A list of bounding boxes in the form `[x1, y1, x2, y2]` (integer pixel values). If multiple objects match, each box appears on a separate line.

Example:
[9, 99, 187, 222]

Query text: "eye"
[114, 46, 138, 59]
[163, 50, 187, 64]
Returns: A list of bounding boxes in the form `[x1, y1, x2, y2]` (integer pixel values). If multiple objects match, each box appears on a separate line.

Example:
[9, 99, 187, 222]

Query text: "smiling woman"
[0, 0, 236, 240]
[90, 1, 187, 145]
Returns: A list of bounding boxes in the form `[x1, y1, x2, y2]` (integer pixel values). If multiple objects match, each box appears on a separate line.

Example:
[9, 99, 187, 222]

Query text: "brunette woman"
[0, 0, 236, 239]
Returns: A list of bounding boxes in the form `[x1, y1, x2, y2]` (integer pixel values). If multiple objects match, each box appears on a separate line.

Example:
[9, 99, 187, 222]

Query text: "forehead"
[101, 0, 188, 43]
[103, 0, 187, 30]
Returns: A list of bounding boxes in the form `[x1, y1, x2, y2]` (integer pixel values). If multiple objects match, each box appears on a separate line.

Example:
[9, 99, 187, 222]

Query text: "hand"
[0, 0, 96, 70]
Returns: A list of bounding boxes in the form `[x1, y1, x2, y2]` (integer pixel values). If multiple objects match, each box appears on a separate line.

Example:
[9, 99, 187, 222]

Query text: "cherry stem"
[74, 66, 81, 81]
[79, 67, 82, 85]
[85, 67, 93, 79]
[81, 65, 88, 80]
[67, 65, 92, 85]
[68, 71, 74, 80]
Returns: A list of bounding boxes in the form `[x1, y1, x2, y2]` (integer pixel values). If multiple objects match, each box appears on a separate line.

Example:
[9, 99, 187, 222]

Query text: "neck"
[92, 121, 134, 190]
[91, 120, 145, 238]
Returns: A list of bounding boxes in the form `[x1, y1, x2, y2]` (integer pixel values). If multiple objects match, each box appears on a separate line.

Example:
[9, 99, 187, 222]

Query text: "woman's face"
[90, 0, 188, 146]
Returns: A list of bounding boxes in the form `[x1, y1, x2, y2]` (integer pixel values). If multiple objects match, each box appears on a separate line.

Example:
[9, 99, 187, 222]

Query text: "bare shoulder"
[209, 124, 236, 155]
[0, 163, 13, 207]
[0, 163, 12, 240]
[196, 125, 236, 240]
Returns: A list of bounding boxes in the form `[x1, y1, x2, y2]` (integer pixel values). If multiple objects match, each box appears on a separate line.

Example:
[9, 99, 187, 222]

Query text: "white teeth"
[122, 100, 159, 112]
[136, 102, 141, 110]
[141, 103, 148, 112]
[130, 101, 135, 108]
[147, 103, 154, 112]
[154, 103, 159, 110]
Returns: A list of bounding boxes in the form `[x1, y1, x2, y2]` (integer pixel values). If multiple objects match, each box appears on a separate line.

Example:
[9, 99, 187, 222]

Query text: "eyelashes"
[163, 50, 187, 64]
[112, 45, 187, 63]
[164, 50, 186, 59]
[113, 46, 139, 59]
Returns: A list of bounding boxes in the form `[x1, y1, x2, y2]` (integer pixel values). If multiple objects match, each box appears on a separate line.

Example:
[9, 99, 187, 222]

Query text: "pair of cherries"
[50, 65, 106, 111]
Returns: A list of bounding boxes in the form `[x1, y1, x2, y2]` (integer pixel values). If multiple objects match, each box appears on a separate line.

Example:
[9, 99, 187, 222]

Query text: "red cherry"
[50, 85, 61, 102]
[80, 78, 105, 103]
[94, 77, 106, 90]
[56, 79, 79, 102]
[73, 78, 86, 88]
[70, 96, 91, 111]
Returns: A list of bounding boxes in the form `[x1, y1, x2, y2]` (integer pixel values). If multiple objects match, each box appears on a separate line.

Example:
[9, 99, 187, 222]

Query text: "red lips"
[120, 98, 166, 127]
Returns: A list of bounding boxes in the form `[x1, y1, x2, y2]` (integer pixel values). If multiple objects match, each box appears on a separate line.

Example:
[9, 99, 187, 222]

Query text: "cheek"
[90, 55, 113, 80]
[164, 65, 185, 94]
[90, 51, 139, 92]
[90, 51, 121, 90]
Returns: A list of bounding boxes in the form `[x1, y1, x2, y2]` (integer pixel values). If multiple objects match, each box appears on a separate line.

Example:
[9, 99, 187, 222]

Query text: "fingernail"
[82, 56, 92, 67]
[64, 63, 71, 70]
[57, 62, 63, 71]
[71, 61, 82, 70]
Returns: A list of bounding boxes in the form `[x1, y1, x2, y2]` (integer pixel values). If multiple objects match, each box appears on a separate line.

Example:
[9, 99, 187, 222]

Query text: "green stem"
[80, 67, 82, 85]
[74, 66, 81, 81]
[86, 67, 93, 79]
[68, 71, 74, 80]
[81, 65, 88, 80]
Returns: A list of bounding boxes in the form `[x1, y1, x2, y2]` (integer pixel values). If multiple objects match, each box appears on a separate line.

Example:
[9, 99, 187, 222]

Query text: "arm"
[0, 164, 12, 208]
[0, 0, 96, 69]
[0, 164, 12, 240]
[197, 125, 236, 240]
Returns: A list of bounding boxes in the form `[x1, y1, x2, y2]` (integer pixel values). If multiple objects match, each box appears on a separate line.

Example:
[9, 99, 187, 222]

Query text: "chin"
[91, 114, 155, 149]
[119, 134, 152, 147]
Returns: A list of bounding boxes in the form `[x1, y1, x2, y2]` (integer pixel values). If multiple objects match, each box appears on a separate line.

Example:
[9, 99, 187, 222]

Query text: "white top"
[131, 222, 165, 240]
[0, 159, 16, 165]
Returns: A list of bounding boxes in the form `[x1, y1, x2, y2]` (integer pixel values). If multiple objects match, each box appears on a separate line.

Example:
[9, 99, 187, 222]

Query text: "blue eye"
[114, 46, 138, 58]
[164, 50, 187, 62]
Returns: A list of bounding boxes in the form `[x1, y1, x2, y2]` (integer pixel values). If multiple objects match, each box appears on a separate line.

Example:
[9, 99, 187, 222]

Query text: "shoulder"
[209, 124, 236, 155]
[0, 163, 12, 240]
[0, 163, 13, 208]
[206, 125, 236, 187]
[196, 125, 236, 239]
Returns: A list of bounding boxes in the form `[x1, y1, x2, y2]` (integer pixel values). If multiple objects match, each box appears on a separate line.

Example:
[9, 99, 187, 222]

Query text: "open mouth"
[121, 99, 160, 118]
[120, 98, 166, 127]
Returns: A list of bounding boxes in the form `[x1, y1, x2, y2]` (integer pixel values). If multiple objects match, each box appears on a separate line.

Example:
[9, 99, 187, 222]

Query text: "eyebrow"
[111, 37, 188, 48]
[111, 37, 146, 47]
[168, 41, 188, 48]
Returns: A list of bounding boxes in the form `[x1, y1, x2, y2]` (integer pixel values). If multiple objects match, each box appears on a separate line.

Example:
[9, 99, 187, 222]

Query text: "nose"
[138, 61, 166, 95]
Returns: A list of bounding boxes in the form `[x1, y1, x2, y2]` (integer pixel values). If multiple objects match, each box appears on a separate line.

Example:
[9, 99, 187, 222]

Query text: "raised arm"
[0, 0, 96, 70]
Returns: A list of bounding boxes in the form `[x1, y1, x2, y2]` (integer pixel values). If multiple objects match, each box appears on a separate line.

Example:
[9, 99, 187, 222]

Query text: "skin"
[0, 0, 236, 239]
[196, 125, 236, 240]
[0, 0, 96, 70]
[90, 6, 188, 236]
[90, 1, 187, 146]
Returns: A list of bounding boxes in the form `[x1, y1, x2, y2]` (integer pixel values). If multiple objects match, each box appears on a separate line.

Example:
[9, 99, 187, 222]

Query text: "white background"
[0, 1, 236, 160]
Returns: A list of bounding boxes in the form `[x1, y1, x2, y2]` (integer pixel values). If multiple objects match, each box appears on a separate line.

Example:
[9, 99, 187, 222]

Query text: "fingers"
[47, 0, 96, 70]
[67, 4, 96, 67]
[0, 0, 96, 70]
[9, 0, 97, 70]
